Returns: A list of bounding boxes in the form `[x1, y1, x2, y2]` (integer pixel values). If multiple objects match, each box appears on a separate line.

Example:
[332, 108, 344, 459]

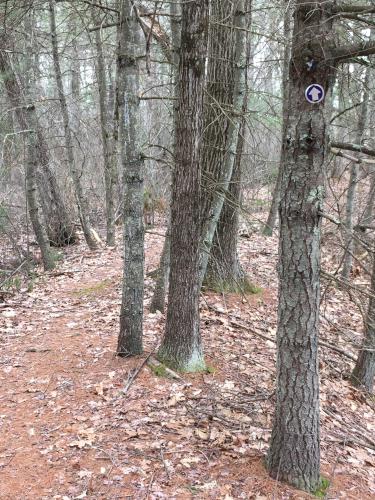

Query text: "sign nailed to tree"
[305, 84, 325, 104]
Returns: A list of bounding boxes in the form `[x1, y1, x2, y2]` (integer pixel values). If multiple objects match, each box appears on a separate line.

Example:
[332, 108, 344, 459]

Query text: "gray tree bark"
[351, 250, 375, 392]
[48, 0, 98, 250]
[267, 1, 336, 492]
[341, 68, 370, 280]
[263, 3, 292, 236]
[117, 0, 145, 356]
[149, 0, 180, 314]
[157, 0, 209, 371]
[204, 0, 252, 293]
[92, 9, 116, 246]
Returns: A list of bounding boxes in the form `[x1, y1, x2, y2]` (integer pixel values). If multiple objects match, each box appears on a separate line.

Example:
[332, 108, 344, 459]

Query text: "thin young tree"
[117, 0, 145, 356]
[157, 0, 209, 371]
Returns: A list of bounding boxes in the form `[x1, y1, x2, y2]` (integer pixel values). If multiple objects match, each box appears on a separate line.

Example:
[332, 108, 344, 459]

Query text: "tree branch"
[331, 141, 375, 158]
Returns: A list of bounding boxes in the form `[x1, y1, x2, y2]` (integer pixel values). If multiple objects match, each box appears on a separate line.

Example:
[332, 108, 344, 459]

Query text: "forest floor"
[0, 223, 375, 499]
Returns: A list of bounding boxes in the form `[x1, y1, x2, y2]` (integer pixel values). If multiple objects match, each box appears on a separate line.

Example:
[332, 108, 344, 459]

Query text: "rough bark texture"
[49, 0, 98, 250]
[263, 3, 292, 236]
[149, 228, 170, 313]
[117, 0, 145, 357]
[341, 67, 370, 280]
[267, 1, 336, 492]
[204, 0, 252, 292]
[199, 0, 247, 288]
[157, 0, 209, 372]
[351, 251, 375, 392]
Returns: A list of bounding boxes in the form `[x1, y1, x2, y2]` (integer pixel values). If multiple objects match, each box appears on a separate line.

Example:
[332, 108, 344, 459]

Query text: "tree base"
[203, 273, 262, 295]
[157, 346, 206, 373]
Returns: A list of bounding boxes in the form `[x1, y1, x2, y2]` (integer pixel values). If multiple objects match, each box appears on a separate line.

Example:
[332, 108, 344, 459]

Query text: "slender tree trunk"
[157, 0, 209, 372]
[341, 68, 370, 279]
[25, 107, 55, 271]
[351, 250, 375, 392]
[263, 3, 292, 236]
[204, 1, 252, 292]
[48, 0, 98, 250]
[92, 10, 116, 246]
[0, 40, 75, 248]
[267, 1, 335, 492]
[117, 0, 145, 356]
[149, 0, 181, 313]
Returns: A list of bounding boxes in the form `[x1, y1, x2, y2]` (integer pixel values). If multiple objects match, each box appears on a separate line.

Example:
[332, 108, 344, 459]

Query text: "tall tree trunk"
[267, 1, 335, 492]
[48, 0, 98, 250]
[263, 3, 293, 236]
[25, 107, 55, 271]
[157, 0, 209, 371]
[92, 9, 116, 246]
[351, 249, 375, 392]
[341, 68, 370, 279]
[204, 0, 252, 292]
[0, 38, 75, 248]
[149, 0, 181, 314]
[117, 0, 145, 356]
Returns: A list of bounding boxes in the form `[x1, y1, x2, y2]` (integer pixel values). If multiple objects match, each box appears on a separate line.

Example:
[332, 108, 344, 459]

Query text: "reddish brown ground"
[0, 229, 374, 499]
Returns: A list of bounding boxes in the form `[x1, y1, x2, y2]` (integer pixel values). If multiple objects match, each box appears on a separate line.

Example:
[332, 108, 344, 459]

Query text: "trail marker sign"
[305, 84, 324, 104]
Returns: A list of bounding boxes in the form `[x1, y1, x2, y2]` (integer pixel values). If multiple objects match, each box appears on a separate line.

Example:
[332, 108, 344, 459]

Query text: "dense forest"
[1, 0, 375, 498]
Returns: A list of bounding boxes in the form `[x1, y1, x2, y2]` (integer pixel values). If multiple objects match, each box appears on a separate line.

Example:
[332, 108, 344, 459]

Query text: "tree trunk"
[341, 67, 370, 279]
[351, 250, 375, 392]
[267, 1, 335, 492]
[263, 3, 293, 236]
[0, 39, 75, 248]
[149, 0, 181, 313]
[92, 9, 116, 246]
[117, 0, 145, 357]
[204, 1, 252, 292]
[157, 0, 209, 372]
[48, 0, 98, 250]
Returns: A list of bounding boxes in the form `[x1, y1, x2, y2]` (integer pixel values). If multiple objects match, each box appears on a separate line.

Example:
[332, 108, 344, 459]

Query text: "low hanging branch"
[331, 141, 375, 158]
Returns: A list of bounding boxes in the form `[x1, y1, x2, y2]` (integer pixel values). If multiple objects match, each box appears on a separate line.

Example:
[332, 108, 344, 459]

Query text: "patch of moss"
[204, 275, 262, 295]
[149, 362, 169, 378]
[72, 279, 111, 297]
[313, 477, 330, 498]
[205, 364, 216, 374]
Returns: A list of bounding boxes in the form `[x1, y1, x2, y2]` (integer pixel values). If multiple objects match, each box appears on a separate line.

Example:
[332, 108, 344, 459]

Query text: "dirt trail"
[0, 233, 374, 499]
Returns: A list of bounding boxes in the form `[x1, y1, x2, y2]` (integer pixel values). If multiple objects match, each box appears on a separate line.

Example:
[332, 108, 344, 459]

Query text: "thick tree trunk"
[263, 3, 292, 236]
[267, 1, 335, 492]
[49, 0, 98, 250]
[351, 251, 375, 392]
[204, 1, 252, 292]
[117, 0, 145, 356]
[199, 1, 248, 289]
[92, 10, 116, 246]
[157, 0, 209, 372]
[149, 0, 181, 313]
[341, 68, 370, 279]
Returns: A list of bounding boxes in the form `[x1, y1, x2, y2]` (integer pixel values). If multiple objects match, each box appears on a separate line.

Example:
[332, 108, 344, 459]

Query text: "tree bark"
[157, 0, 209, 371]
[351, 250, 375, 392]
[48, 0, 98, 250]
[263, 3, 292, 236]
[117, 0, 145, 356]
[199, 0, 247, 289]
[92, 9, 116, 246]
[341, 67, 370, 279]
[204, 0, 252, 292]
[149, 0, 181, 314]
[267, 1, 336, 492]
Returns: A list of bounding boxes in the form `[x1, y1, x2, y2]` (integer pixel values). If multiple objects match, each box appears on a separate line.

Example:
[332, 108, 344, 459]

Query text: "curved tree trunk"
[267, 1, 335, 492]
[117, 0, 145, 356]
[157, 0, 209, 372]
